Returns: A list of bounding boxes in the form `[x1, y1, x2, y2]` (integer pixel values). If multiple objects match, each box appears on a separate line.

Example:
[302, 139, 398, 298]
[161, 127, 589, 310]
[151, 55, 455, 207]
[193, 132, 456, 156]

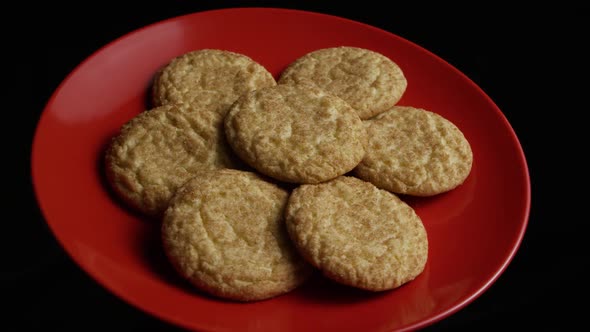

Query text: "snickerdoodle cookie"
[285, 176, 428, 291]
[224, 83, 366, 184]
[354, 106, 473, 196]
[152, 49, 276, 114]
[161, 169, 312, 301]
[104, 104, 241, 218]
[278, 46, 407, 120]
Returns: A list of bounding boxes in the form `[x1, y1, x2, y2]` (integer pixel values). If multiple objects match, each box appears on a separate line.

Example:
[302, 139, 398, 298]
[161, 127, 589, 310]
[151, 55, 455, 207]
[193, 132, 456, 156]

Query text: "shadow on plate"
[293, 271, 392, 305]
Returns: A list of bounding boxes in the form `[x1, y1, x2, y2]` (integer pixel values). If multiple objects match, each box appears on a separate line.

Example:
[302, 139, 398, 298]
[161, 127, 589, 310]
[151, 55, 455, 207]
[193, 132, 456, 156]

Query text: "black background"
[5, 1, 585, 331]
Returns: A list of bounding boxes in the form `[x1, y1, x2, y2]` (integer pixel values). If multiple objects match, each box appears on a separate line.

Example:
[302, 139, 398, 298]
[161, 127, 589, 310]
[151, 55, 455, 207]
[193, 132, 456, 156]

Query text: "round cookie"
[224, 83, 366, 184]
[152, 49, 276, 115]
[285, 176, 428, 291]
[104, 104, 241, 218]
[162, 169, 313, 301]
[354, 106, 473, 196]
[278, 46, 407, 120]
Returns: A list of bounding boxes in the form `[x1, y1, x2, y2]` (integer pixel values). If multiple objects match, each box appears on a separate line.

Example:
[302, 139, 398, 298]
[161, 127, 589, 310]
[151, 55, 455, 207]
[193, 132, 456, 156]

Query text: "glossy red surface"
[31, 8, 530, 332]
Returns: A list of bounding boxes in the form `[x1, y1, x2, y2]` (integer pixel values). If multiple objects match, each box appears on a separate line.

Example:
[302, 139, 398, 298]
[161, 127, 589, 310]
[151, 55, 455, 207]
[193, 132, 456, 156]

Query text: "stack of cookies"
[105, 47, 473, 301]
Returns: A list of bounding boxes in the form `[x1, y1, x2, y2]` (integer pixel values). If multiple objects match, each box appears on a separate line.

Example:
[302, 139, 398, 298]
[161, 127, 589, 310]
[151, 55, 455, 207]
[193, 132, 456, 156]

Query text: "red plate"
[31, 7, 530, 332]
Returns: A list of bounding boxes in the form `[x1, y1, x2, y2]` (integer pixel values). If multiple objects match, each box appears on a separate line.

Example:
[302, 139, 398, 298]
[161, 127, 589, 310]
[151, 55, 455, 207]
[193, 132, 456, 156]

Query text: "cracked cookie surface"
[162, 169, 312, 301]
[104, 104, 241, 218]
[354, 106, 473, 196]
[285, 176, 428, 291]
[152, 49, 276, 115]
[224, 83, 366, 184]
[278, 46, 407, 120]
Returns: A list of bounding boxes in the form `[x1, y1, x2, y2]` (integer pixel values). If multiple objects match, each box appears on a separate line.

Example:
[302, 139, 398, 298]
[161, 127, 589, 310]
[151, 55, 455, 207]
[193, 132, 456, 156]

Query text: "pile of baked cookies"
[105, 47, 473, 301]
